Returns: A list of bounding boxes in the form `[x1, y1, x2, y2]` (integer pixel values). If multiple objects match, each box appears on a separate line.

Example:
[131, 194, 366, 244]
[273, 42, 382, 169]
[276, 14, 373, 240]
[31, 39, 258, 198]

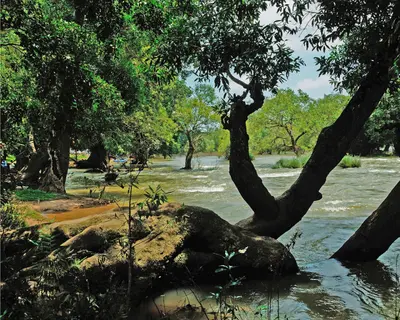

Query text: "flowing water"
[66, 155, 400, 319]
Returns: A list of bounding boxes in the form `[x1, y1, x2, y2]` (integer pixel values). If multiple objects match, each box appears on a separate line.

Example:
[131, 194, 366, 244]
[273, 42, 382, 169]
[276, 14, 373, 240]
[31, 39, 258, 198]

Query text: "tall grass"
[272, 155, 310, 169]
[339, 155, 361, 168]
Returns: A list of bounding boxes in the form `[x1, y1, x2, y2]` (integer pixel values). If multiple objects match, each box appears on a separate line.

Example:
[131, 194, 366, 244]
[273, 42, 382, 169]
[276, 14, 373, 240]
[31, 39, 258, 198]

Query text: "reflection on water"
[66, 155, 400, 319]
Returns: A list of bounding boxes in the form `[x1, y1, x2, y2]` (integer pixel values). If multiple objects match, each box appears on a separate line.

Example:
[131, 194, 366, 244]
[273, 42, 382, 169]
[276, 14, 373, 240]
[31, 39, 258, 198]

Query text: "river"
[66, 155, 400, 319]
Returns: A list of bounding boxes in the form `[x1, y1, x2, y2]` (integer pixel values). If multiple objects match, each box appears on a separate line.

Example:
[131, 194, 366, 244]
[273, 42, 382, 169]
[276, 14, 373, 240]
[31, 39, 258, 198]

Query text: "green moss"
[14, 189, 64, 201]
[339, 155, 361, 168]
[272, 155, 309, 169]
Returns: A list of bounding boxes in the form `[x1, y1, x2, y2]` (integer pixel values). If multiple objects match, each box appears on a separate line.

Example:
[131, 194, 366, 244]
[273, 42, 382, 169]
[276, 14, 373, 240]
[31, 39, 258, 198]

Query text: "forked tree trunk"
[228, 100, 279, 219]
[183, 132, 194, 170]
[231, 11, 400, 239]
[332, 181, 400, 262]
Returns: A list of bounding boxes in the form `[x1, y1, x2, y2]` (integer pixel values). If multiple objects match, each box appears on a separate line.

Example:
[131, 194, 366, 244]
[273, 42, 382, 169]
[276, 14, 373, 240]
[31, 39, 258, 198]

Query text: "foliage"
[351, 90, 400, 155]
[211, 247, 248, 320]
[153, 0, 305, 97]
[0, 30, 38, 157]
[138, 184, 170, 216]
[310, 1, 400, 93]
[248, 90, 348, 155]
[173, 84, 219, 138]
[2, 245, 129, 319]
[272, 155, 310, 169]
[339, 155, 362, 168]
[173, 83, 220, 168]
[0, 202, 26, 230]
[14, 189, 62, 201]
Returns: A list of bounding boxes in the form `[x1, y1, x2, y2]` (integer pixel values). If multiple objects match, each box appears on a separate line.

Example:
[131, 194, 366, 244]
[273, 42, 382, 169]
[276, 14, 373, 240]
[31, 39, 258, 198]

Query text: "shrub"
[339, 155, 361, 168]
[272, 155, 309, 169]
[1, 202, 26, 229]
[14, 189, 62, 201]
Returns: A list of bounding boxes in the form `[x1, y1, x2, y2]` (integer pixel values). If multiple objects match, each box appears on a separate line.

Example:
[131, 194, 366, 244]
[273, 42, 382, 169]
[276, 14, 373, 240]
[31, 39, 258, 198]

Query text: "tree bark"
[76, 143, 107, 171]
[233, 15, 400, 239]
[21, 149, 48, 186]
[394, 128, 400, 156]
[332, 181, 400, 262]
[183, 132, 194, 170]
[39, 128, 71, 193]
[228, 99, 279, 219]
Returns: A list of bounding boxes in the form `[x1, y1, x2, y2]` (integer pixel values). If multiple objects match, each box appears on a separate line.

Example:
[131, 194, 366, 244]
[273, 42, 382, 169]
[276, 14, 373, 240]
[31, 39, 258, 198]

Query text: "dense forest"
[1, 0, 399, 319]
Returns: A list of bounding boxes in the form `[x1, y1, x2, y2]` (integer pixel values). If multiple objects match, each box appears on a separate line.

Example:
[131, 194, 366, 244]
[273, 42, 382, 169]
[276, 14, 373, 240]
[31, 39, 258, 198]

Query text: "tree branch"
[246, 82, 265, 115]
[295, 131, 307, 143]
[225, 68, 250, 89]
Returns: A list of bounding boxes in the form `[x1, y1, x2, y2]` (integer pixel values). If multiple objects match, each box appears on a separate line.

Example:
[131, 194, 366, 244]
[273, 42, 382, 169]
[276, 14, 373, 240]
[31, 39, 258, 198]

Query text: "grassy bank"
[339, 155, 361, 168]
[272, 155, 310, 169]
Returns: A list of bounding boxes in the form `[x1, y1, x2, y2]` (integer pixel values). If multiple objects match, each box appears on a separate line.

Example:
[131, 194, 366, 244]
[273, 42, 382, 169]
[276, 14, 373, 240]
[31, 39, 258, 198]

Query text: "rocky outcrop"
[1, 203, 298, 306]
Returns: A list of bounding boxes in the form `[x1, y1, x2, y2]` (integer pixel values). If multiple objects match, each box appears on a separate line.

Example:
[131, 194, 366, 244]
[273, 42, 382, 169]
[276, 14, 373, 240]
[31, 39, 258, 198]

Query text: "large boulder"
[1, 203, 298, 306]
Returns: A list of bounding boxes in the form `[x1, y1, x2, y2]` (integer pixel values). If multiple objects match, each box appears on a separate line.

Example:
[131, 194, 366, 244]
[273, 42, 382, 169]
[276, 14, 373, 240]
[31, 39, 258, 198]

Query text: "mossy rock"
[2, 203, 298, 305]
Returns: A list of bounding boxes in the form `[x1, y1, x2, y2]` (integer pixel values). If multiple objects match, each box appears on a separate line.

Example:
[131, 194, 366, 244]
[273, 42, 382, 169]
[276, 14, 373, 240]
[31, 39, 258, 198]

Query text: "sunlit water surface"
[66, 155, 400, 319]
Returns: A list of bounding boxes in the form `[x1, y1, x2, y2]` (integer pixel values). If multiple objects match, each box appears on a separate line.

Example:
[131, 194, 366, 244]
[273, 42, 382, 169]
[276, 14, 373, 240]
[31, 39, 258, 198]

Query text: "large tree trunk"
[228, 100, 279, 219]
[21, 107, 72, 193]
[76, 143, 107, 171]
[21, 149, 48, 186]
[15, 131, 36, 171]
[183, 132, 194, 170]
[332, 181, 400, 262]
[39, 128, 71, 193]
[232, 13, 400, 239]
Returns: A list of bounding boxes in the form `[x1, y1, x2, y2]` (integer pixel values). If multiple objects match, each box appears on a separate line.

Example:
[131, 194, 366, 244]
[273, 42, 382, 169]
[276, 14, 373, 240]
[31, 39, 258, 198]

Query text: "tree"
[248, 89, 314, 156]
[332, 180, 400, 262]
[2, 0, 133, 192]
[247, 91, 348, 155]
[2, 0, 178, 190]
[349, 90, 400, 155]
[0, 30, 39, 170]
[173, 84, 219, 169]
[151, 0, 400, 257]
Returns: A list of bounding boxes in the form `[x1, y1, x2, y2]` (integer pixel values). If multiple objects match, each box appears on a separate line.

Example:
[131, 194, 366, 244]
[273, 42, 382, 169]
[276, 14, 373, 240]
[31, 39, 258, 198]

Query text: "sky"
[187, 2, 338, 100]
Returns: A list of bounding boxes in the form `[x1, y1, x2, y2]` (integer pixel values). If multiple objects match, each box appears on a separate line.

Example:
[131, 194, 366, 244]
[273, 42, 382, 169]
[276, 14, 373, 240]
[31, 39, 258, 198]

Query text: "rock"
[2, 203, 298, 306]
[105, 172, 118, 182]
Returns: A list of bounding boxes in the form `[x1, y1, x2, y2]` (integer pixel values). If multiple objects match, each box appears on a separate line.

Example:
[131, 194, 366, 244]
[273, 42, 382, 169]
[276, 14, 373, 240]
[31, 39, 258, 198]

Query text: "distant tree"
[248, 89, 314, 156]
[173, 84, 219, 169]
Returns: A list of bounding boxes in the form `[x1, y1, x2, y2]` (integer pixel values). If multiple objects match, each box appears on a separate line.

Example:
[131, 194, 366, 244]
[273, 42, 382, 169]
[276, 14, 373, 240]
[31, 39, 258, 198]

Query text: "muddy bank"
[16, 196, 117, 226]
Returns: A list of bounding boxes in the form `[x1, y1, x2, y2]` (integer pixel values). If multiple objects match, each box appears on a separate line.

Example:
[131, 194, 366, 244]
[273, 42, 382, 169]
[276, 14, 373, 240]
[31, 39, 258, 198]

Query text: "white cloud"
[259, 5, 283, 25]
[295, 74, 331, 91]
[259, 2, 342, 53]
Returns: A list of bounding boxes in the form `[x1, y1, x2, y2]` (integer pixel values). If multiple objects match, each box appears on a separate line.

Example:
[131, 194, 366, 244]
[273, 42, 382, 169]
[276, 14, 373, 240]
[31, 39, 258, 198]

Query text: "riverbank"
[4, 155, 399, 319]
